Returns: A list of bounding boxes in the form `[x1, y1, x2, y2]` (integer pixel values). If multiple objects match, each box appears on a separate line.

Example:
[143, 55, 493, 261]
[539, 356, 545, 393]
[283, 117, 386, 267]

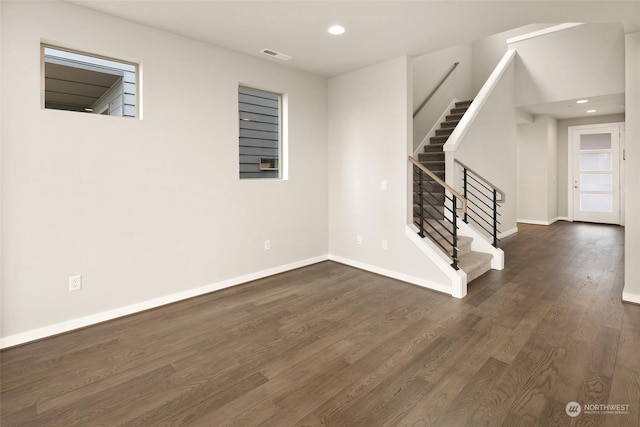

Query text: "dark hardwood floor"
[1, 222, 639, 426]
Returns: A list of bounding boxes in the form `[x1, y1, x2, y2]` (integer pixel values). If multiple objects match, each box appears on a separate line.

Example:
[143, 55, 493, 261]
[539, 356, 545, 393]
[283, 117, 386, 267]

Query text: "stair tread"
[440, 120, 460, 128]
[455, 100, 473, 107]
[458, 250, 492, 265]
[414, 218, 473, 253]
[457, 250, 492, 282]
[430, 136, 448, 143]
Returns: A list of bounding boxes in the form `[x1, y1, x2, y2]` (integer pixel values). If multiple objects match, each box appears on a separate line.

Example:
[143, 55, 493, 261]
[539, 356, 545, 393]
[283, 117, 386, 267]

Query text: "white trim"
[506, 23, 584, 45]
[0, 255, 329, 349]
[622, 292, 640, 305]
[498, 227, 518, 240]
[620, 124, 626, 226]
[568, 122, 625, 224]
[557, 216, 571, 222]
[516, 217, 560, 226]
[444, 49, 516, 152]
[516, 108, 534, 125]
[328, 252, 457, 298]
[413, 99, 458, 157]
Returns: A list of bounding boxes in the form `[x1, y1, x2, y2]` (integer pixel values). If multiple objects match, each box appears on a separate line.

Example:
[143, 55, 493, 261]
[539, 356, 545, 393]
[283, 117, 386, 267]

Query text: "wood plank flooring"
[1, 222, 639, 426]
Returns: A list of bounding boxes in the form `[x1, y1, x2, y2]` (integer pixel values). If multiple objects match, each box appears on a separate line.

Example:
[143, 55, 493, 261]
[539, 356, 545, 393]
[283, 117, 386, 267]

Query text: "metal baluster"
[418, 167, 425, 238]
[452, 195, 459, 270]
[462, 167, 468, 223]
[493, 188, 498, 247]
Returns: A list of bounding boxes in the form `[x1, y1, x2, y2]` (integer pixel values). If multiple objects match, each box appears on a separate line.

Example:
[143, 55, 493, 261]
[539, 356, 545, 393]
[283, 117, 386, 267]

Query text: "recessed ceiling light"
[328, 25, 345, 35]
[576, 99, 589, 104]
[587, 109, 597, 113]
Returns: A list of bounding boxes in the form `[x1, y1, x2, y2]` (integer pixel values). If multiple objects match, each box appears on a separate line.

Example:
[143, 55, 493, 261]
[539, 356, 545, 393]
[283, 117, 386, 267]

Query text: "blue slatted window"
[239, 87, 281, 179]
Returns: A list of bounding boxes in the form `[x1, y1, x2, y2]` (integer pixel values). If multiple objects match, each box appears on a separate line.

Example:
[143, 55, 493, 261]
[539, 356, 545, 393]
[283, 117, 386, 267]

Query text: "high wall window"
[42, 45, 137, 118]
[239, 87, 282, 179]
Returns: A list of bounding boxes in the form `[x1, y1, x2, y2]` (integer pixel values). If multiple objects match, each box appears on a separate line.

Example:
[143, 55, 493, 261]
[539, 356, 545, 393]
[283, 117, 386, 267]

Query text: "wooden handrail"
[454, 159, 505, 203]
[413, 62, 459, 119]
[409, 156, 467, 214]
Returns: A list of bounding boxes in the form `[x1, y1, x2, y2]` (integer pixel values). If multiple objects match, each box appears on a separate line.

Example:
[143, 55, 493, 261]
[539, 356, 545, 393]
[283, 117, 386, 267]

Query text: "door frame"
[568, 122, 625, 225]
[567, 122, 625, 226]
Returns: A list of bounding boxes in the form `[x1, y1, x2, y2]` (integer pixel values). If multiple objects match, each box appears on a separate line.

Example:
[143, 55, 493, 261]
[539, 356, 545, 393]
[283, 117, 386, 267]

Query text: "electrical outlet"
[381, 180, 388, 191]
[69, 275, 82, 291]
[382, 240, 388, 250]
[264, 240, 271, 251]
[357, 235, 363, 245]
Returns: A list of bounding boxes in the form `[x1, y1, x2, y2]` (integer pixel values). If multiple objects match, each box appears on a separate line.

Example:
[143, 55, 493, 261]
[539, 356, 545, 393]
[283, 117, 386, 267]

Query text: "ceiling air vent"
[260, 48, 292, 61]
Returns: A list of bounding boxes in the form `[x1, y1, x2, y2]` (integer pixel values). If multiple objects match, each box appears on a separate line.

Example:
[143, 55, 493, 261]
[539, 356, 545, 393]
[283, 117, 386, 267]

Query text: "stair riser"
[435, 128, 454, 137]
[413, 171, 445, 181]
[450, 107, 469, 115]
[417, 154, 444, 163]
[423, 144, 445, 153]
[419, 154, 445, 163]
[413, 183, 445, 193]
[430, 136, 448, 144]
[464, 261, 491, 283]
[412, 194, 445, 205]
[440, 121, 459, 129]
[413, 205, 445, 218]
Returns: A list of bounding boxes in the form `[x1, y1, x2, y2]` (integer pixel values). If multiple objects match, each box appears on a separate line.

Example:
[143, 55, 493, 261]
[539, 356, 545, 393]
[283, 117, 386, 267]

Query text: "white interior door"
[572, 126, 620, 224]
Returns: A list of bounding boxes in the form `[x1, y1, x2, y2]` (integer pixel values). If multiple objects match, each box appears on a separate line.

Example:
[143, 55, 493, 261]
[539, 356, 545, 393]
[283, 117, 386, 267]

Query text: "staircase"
[413, 100, 492, 283]
[417, 100, 473, 177]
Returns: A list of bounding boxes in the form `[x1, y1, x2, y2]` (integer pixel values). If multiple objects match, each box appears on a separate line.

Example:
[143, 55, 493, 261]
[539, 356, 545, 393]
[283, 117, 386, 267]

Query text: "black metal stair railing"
[455, 159, 505, 247]
[409, 157, 467, 270]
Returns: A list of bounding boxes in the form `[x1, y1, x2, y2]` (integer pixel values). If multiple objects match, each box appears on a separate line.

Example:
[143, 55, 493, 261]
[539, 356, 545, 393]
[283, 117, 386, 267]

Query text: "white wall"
[624, 32, 640, 304]
[556, 114, 625, 218]
[471, 24, 552, 95]
[516, 115, 558, 224]
[1, 1, 328, 342]
[412, 44, 473, 149]
[328, 56, 451, 290]
[513, 24, 625, 107]
[0, 1, 4, 337]
[547, 117, 558, 222]
[447, 60, 518, 237]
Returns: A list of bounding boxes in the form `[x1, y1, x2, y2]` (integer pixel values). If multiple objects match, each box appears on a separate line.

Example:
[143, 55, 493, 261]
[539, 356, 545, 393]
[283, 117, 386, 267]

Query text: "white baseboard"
[517, 217, 569, 226]
[0, 255, 329, 349]
[622, 291, 640, 305]
[516, 218, 558, 226]
[328, 254, 453, 297]
[498, 227, 518, 239]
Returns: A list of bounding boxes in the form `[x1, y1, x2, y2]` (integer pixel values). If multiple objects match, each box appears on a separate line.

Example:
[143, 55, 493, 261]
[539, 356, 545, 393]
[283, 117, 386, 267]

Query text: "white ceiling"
[68, 1, 640, 78]
[518, 93, 626, 120]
